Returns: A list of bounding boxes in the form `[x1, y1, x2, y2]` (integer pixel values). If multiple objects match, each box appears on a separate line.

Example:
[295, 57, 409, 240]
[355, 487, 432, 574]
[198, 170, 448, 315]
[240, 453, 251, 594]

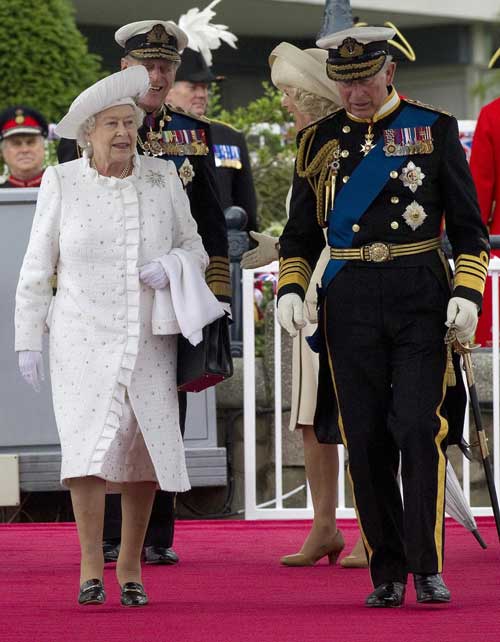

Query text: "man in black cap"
[58, 19, 231, 566]
[0, 106, 48, 188]
[167, 48, 258, 232]
[277, 23, 489, 607]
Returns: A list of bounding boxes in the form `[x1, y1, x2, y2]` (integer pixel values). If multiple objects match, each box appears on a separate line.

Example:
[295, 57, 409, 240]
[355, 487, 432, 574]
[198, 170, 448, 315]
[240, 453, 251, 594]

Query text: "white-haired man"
[277, 24, 489, 607]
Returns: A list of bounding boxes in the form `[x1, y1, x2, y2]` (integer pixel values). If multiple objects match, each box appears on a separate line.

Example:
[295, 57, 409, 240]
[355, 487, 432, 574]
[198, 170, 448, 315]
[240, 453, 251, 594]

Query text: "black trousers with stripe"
[324, 259, 450, 587]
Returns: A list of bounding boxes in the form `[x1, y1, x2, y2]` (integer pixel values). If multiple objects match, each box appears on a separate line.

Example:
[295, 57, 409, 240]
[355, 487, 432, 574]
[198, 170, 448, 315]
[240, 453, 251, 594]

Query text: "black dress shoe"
[414, 574, 451, 603]
[78, 579, 105, 605]
[120, 582, 148, 607]
[144, 545, 179, 565]
[365, 582, 406, 608]
[103, 540, 120, 563]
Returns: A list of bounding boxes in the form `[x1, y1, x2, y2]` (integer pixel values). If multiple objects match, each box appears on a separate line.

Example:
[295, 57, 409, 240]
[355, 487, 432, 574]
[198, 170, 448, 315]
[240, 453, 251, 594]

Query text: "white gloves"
[277, 293, 306, 338]
[446, 296, 479, 343]
[139, 261, 169, 289]
[18, 350, 44, 392]
[240, 232, 279, 269]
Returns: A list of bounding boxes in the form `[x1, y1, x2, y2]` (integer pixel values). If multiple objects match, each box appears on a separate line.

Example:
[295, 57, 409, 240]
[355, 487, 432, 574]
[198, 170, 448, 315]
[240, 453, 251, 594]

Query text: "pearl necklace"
[91, 158, 132, 179]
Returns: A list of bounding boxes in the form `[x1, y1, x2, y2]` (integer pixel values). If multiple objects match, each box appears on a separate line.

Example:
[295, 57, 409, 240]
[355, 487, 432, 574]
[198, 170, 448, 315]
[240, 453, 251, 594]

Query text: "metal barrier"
[243, 261, 500, 520]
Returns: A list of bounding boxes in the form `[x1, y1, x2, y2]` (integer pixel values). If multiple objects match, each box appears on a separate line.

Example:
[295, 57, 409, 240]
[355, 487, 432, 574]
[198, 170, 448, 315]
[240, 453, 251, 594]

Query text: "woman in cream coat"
[242, 43, 366, 568]
[15, 66, 221, 606]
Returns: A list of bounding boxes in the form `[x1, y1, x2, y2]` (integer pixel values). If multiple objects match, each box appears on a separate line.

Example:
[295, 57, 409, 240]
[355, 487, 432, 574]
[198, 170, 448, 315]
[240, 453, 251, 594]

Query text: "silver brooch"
[403, 201, 427, 231]
[399, 161, 425, 193]
[178, 158, 195, 187]
[145, 170, 166, 188]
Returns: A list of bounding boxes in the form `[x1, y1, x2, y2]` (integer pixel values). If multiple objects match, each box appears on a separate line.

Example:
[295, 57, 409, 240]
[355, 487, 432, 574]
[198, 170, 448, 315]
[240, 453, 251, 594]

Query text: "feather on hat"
[178, 0, 237, 67]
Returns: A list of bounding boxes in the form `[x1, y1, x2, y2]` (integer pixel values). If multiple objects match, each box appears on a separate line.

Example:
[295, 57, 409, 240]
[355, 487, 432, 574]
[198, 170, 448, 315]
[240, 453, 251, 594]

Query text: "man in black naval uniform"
[58, 20, 231, 566]
[277, 24, 489, 607]
[167, 48, 258, 232]
[0, 106, 48, 188]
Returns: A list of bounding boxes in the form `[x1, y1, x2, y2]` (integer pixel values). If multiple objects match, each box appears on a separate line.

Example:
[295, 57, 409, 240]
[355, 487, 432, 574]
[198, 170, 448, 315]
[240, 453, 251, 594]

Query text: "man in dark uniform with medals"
[58, 20, 231, 566]
[0, 106, 48, 188]
[277, 24, 489, 607]
[167, 48, 258, 232]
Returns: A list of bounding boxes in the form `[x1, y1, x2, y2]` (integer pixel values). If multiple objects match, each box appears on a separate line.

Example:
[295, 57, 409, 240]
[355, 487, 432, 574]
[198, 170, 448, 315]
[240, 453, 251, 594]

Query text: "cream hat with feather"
[269, 42, 340, 105]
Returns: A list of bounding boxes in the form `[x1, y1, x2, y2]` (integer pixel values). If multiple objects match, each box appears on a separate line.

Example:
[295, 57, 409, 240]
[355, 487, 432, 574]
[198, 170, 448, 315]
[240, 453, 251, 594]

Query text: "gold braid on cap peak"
[296, 125, 340, 227]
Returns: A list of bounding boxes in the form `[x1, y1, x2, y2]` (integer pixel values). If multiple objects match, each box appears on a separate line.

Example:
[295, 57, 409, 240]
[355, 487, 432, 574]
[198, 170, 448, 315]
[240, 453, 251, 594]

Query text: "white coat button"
[117, 312, 125, 320]
[116, 237, 124, 245]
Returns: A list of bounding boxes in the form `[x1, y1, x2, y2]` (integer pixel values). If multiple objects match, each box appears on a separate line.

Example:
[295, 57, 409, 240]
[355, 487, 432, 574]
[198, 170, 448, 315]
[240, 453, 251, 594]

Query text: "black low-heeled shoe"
[365, 581, 406, 608]
[414, 573, 451, 603]
[120, 582, 148, 607]
[78, 579, 105, 605]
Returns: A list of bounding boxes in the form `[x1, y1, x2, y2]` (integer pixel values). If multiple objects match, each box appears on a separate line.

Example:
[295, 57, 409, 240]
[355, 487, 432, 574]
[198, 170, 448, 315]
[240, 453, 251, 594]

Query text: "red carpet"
[1, 518, 499, 642]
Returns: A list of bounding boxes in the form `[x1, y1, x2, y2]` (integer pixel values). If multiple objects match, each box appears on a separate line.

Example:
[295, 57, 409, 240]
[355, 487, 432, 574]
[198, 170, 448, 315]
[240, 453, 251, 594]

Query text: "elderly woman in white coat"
[15, 67, 222, 606]
[242, 43, 366, 568]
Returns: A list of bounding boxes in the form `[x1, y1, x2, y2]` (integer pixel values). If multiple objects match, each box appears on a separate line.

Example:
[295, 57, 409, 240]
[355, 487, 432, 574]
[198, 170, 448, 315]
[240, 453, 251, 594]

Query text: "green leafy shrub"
[0, 0, 103, 123]
[208, 82, 296, 234]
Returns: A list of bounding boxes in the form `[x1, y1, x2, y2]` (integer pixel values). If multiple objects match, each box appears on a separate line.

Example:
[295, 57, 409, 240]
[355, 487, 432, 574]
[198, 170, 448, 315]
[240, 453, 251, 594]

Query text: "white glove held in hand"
[446, 296, 479, 343]
[139, 261, 169, 289]
[240, 232, 279, 269]
[18, 350, 44, 392]
[277, 293, 306, 338]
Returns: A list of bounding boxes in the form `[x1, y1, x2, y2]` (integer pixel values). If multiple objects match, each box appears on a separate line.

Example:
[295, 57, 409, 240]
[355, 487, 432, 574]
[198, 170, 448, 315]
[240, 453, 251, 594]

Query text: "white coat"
[15, 153, 209, 491]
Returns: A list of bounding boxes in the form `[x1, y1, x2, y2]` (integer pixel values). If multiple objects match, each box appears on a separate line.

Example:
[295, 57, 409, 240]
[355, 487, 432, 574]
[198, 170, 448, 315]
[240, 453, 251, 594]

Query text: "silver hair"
[76, 104, 144, 150]
[289, 87, 338, 121]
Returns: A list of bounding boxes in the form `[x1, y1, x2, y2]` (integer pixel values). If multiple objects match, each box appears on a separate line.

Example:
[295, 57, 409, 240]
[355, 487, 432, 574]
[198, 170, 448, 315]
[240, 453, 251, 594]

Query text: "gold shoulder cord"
[296, 125, 340, 227]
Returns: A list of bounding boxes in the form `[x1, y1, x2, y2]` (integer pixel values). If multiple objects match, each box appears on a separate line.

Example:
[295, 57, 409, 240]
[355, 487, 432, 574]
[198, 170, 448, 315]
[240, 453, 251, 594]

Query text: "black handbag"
[177, 315, 233, 392]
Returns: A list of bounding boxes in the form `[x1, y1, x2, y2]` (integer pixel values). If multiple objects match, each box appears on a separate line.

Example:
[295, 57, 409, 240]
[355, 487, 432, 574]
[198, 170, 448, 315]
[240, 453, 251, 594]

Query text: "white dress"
[15, 153, 208, 492]
[286, 186, 329, 430]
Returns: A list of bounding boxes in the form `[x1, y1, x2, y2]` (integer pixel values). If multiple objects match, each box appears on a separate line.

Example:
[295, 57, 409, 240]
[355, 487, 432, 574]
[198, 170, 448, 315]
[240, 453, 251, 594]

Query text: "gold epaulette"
[165, 103, 211, 124]
[296, 124, 340, 228]
[403, 97, 452, 117]
[208, 117, 242, 132]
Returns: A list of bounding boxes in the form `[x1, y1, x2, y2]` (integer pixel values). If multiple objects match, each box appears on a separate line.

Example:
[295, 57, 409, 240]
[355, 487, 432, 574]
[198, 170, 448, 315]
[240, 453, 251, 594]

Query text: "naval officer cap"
[317, 25, 395, 82]
[115, 20, 189, 64]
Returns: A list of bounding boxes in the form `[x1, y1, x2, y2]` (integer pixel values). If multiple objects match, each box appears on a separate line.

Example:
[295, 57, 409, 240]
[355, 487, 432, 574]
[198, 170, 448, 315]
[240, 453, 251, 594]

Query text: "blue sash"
[321, 104, 439, 290]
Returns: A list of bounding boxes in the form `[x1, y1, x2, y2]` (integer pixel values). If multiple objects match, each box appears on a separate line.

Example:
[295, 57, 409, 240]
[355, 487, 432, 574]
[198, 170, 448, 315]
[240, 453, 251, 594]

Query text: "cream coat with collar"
[15, 153, 208, 491]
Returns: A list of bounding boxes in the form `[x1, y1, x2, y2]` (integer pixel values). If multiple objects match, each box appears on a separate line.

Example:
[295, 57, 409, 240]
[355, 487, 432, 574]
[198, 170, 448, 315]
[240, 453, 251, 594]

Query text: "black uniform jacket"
[278, 90, 489, 309]
[210, 120, 258, 232]
[57, 105, 231, 304]
[277, 89, 490, 446]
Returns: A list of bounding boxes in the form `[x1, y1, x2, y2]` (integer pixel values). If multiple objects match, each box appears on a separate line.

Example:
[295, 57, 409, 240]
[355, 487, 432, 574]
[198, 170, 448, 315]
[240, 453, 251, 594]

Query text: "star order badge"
[399, 161, 425, 193]
[403, 201, 427, 231]
[178, 158, 195, 187]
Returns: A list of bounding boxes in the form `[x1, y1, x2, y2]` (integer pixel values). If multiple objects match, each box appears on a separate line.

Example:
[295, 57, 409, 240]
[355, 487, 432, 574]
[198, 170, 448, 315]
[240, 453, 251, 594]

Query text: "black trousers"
[103, 391, 187, 548]
[324, 260, 450, 587]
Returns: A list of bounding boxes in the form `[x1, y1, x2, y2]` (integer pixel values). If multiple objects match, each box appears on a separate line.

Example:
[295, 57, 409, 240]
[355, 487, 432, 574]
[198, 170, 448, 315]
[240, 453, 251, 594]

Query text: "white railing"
[243, 260, 500, 519]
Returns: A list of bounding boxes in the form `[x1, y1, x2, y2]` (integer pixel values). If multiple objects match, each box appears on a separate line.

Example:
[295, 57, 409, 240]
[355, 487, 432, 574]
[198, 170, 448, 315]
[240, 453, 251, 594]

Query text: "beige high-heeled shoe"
[340, 536, 368, 568]
[280, 530, 345, 567]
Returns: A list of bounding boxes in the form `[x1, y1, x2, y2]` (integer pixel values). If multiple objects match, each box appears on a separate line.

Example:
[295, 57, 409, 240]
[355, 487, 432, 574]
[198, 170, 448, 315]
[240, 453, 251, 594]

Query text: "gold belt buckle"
[364, 242, 392, 262]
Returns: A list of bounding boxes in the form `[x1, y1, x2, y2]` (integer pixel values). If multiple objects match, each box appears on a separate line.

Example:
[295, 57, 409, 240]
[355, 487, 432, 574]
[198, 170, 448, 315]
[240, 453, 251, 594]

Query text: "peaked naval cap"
[317, 26, 395, 81]
[115, 21, 188, 63]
